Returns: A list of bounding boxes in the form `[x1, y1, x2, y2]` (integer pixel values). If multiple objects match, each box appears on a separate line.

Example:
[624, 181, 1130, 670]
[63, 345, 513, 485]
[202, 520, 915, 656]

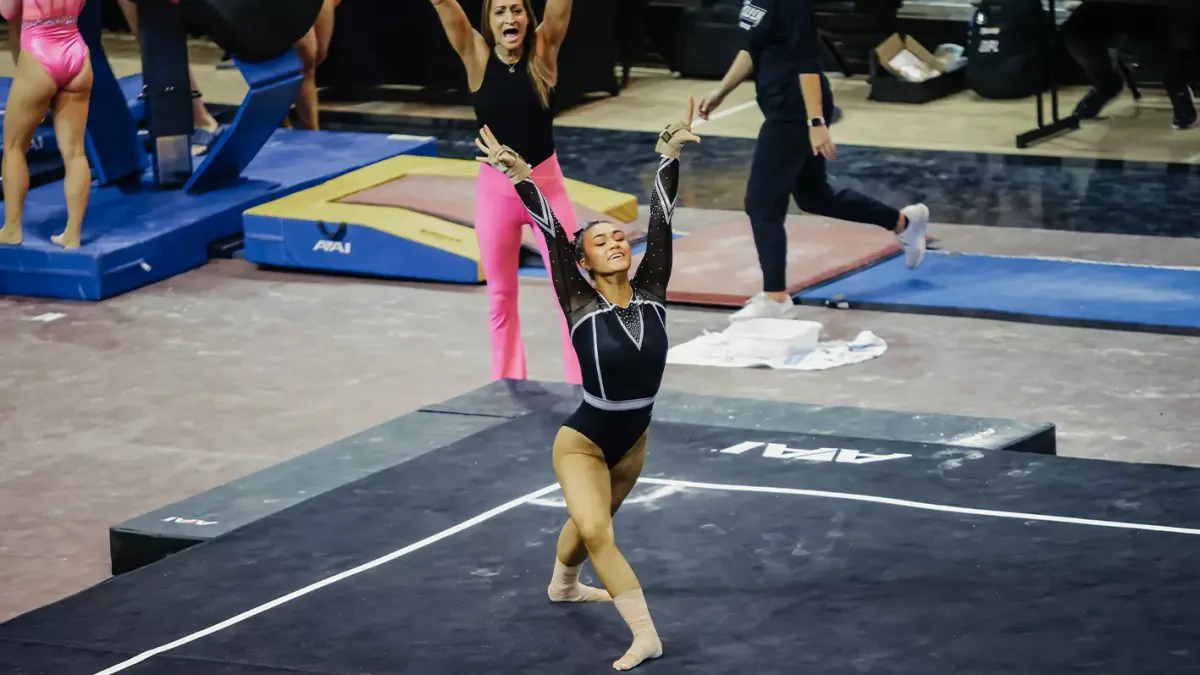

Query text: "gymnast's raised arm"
[632, 98, 701, 302]
[474, 125, 594, 319]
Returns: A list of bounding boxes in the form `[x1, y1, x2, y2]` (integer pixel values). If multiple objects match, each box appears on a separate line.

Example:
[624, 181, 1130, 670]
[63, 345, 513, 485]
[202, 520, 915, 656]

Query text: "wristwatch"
[807, 117, 826, 127]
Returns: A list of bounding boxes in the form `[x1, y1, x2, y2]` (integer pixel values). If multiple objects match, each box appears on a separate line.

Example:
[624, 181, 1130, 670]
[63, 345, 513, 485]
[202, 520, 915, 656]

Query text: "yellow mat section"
[246, 155, 639, 225]
[295, 202, 483, 263]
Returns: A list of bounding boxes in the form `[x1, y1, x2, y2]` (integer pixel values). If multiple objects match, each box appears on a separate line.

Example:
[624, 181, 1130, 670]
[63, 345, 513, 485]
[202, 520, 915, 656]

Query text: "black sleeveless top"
[472, 52, 555, 167]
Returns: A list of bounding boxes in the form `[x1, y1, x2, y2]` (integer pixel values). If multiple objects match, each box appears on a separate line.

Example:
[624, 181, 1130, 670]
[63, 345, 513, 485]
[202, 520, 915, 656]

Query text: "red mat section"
[647, 215, 900, 307]
[338, 175, 646, 253]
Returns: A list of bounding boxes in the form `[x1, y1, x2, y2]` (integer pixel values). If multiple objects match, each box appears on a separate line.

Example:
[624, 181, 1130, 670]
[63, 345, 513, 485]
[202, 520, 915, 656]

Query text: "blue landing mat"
[794, 251, 1200, 336]
[0, 130, 436, 300]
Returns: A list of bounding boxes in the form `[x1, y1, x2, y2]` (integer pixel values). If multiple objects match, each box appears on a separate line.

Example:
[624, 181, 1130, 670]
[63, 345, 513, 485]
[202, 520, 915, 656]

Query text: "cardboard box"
[869, 33, 966, 104]
[877, 34, 951, 82]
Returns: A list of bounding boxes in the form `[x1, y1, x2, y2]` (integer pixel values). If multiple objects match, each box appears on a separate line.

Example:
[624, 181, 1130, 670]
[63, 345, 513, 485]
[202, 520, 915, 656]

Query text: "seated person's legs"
[1162, 9, 1198, 129]
[1065, 1, 1197, 128]
[1061, 1, 1126, 118]
[1116, 6, 1196, 129]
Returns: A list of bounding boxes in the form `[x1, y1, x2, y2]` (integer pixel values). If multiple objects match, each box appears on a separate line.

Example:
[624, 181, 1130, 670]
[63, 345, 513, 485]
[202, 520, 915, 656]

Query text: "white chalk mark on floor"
[933, 448, 986, 471]
[946, 428, 997, 448]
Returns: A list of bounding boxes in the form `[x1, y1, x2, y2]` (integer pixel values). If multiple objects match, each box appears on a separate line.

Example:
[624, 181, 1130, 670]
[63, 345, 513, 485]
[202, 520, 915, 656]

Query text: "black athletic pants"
[617, 0, 649, 74]
[744, 119, 898, 293]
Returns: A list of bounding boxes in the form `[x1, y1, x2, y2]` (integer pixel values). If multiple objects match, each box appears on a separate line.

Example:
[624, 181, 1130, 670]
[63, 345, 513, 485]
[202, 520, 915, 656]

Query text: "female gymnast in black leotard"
[475, 99, 699, 671]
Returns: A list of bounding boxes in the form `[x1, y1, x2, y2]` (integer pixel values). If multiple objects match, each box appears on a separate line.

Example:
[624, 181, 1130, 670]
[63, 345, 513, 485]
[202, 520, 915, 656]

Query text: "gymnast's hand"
[655, 97, 702, 160]
[474, 125, 532, 184]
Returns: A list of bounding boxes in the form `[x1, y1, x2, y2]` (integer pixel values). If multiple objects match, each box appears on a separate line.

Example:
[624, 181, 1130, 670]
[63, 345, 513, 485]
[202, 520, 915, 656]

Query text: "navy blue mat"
[0, 130, 436, 300]
[2, 410, 1198, 674]
[795, 251, 1200, 335]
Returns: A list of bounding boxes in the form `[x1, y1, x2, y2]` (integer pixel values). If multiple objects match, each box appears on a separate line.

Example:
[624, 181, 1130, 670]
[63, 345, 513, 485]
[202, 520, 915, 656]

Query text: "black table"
[1014, 0, 1185, 148]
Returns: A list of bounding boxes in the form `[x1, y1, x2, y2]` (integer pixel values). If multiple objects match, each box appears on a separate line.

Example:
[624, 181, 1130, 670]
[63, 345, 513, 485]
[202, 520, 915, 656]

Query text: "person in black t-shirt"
[699, 0, 931, 322]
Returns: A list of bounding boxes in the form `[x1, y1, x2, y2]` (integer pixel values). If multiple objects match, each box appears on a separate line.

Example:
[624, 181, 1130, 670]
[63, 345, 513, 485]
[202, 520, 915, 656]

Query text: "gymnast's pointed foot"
[612, 588, 662, 670]
[0, 222, 21, 245]
[51, 227, 80, 250]
[547, 558, 612, 603]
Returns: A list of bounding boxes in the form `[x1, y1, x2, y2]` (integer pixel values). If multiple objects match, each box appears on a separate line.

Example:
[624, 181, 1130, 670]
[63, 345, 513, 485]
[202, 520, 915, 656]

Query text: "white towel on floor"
[667, 326, 887, 371]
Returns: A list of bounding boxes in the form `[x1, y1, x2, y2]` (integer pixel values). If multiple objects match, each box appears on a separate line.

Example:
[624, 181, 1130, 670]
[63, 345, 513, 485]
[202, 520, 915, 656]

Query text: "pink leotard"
[0, 0, 88, 89]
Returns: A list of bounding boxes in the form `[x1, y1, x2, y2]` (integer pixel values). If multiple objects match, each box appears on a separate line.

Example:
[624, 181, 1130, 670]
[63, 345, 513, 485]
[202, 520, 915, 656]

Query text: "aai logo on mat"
[712, 441, 911, 464]
[313, 221, 352, 254]
[161, 516, 218, 526]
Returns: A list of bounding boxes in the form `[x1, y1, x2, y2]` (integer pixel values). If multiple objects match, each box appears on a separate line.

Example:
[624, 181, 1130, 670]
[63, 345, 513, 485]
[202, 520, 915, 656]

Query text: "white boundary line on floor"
[95, 472, 1200, 674]
[637, 477, 1200, 536]
[92, 482, 563, 675]
[692, 99, 758, 127]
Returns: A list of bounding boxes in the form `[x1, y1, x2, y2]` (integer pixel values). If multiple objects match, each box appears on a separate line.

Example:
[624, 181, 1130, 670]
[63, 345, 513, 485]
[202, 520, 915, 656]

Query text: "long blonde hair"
[480, 0, 552, 109]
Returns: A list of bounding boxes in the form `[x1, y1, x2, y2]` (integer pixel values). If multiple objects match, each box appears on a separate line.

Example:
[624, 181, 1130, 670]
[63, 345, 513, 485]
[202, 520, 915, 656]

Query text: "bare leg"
[293, 0, 335, 131]
[290, 29, 317, 130]
[555, 430, 648, 568]
[188, 71, 219, 133]
[1, 51, 58, 245]
[552, 426, 662, 670]
[50, 60, 93, 249]
[548, 432, 647, 603]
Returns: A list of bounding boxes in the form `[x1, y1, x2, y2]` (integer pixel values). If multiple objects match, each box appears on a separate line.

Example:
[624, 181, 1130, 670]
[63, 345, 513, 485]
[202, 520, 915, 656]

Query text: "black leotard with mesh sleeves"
[513, 154, 678, 411]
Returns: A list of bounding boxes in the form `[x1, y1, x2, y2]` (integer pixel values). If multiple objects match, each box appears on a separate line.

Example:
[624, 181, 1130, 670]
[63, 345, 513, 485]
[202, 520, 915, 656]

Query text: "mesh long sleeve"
[513, 177, 595, 318]
[632, 155, 678, 302]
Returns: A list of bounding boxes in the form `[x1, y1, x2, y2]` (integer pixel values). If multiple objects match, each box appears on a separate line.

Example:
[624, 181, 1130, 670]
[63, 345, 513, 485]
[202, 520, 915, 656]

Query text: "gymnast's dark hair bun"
[572, 220, 606, 274]
[573, 220, 604, 263]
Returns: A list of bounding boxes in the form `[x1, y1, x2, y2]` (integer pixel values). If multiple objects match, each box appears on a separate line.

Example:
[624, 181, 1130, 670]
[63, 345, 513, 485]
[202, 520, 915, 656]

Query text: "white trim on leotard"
[583, 391, 656, 411]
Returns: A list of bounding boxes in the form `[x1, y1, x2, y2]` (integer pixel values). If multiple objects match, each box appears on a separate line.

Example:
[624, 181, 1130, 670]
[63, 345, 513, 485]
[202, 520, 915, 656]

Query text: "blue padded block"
[78, 0, 147, 184]
[794, 251, 1200, 336]
[242, 216, 482, 284]
[185, 51, 304, 194]
[0, 131, 436, 300]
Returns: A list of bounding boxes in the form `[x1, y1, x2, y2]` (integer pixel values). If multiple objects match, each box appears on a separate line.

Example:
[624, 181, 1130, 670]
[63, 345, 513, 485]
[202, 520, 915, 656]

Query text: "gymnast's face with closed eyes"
[575, 221, 631, 277]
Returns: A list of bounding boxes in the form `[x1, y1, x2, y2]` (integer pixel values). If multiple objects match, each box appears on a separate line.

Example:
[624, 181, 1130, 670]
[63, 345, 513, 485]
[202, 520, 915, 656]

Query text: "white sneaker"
[730, 292, 795, 322]
[898, 203, 929, 269]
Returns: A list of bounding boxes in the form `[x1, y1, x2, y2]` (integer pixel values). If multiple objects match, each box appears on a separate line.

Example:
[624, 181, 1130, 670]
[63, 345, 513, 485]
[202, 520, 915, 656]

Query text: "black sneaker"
[1170, 87, 1197, 130]
[1073, 81, 1123, 120]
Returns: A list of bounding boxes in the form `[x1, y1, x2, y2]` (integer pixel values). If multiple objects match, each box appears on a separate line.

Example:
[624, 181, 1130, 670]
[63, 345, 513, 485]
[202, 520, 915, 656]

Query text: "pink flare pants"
[475, 152, 582, 384]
